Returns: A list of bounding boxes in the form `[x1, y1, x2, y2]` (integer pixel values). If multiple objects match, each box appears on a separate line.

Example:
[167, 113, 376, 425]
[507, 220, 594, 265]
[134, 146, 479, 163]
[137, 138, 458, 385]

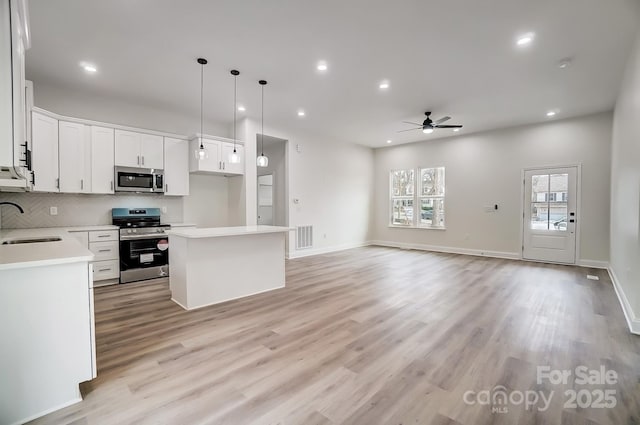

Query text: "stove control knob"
[127, 229, 132, 234]
[133, 229, 137, 233]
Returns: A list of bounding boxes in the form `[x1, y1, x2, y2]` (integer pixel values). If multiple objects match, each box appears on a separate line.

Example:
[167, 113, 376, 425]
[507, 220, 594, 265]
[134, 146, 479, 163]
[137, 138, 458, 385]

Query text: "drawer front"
[89, 241, 119, 261]
[92, 259, 119, 281]
[89, 230, 119, 242]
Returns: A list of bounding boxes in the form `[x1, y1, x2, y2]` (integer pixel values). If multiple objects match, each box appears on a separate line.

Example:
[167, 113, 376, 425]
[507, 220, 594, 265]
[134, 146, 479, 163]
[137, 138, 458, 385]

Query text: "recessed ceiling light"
[80, 62, 97, 73]
[317, 61, 328, 71]
[379, 81, 390, 90]
[546, 111, 557, 117]
[558, 58, 572, 69]
[516, 33, 535, 46]
[453, 128, 461, 132]
[297, 110, 305, 117]
[386, 140, 392, 144]
[237, 105, 246, 112]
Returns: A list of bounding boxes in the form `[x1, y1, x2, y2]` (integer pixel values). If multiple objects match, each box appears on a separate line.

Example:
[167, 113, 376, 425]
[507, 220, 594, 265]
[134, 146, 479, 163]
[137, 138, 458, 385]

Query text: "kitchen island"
[166, 225, 292, 310]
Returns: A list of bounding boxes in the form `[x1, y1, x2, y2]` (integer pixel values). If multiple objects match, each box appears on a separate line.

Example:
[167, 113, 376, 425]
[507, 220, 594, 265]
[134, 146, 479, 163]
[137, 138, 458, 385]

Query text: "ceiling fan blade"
[402, 121, 423, 126]
[434, 116, 451, 125]
[396, 127, 422, 133]
[435, 125, 463, 128]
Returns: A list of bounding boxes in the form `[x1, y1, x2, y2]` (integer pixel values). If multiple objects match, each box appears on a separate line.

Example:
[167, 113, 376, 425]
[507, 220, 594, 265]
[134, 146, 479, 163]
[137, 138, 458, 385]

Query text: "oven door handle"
[120, 234, 168, 241]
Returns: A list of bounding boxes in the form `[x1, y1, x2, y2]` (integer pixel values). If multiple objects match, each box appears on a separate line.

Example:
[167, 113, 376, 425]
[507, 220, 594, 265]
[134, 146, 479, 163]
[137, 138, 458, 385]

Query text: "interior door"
[523, 166, 577, 264]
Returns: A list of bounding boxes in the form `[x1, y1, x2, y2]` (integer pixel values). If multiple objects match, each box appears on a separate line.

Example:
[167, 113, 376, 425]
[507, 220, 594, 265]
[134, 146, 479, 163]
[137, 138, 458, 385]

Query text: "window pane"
[420, 167, 445, 196]
[391, 199, 413, 226]
[419, 198, 445, 227]
[530, 173, 568, 231]
[391, 170, 414, 197]
[551, 203, 568, 231]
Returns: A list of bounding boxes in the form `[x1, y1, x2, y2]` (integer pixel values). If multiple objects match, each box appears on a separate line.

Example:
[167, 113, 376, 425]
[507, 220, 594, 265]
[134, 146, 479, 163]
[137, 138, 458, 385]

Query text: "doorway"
[256, 135, 287, 227]
[258, 174, 273, 225]
[522, 166, 578, 264]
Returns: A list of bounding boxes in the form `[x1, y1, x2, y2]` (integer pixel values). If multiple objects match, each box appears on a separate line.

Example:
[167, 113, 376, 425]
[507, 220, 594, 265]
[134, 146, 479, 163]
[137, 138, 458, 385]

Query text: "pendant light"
[256, 80, 269, 167]
[194, 58, 209, 160]
[228, 69, 241, 164]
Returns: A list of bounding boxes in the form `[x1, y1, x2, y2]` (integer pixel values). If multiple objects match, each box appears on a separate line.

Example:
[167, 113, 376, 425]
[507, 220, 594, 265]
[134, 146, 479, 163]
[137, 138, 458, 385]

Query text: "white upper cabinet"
[90, 126, 115, 194]
[58, 121, 90, 193]
[31, 111, 59, 192]
[189, 138, 244, 176]
[115, 130, 163, 169]
[141, 134, 164, 169]
[114, 130, 142, 168]
[163, 137, 189, 196]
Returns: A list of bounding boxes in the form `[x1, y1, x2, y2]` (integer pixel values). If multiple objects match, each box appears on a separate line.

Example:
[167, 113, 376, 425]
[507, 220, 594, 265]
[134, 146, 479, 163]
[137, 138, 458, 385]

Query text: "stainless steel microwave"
[114, 167, 164, 193]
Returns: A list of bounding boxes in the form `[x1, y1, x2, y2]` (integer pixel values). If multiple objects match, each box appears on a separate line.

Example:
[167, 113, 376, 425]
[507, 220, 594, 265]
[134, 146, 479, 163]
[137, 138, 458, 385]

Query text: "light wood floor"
[31, 247, 640, 425]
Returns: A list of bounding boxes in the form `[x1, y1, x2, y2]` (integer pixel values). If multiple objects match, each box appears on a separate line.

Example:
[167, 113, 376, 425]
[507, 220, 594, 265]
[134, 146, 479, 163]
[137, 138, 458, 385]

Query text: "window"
[390, 167, 445, 228]
[390, 169, 414, 226]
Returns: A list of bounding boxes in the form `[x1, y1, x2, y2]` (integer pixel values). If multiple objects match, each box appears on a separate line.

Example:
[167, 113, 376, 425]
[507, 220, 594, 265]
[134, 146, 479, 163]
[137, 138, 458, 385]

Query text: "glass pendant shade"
[257, 154, 269, 167]
[229, 150, 241, 164]
[194, 141, 208, 160]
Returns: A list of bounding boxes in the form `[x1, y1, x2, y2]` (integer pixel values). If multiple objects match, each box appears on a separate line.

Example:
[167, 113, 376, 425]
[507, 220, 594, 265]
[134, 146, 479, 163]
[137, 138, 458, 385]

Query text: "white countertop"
[0, 226, 101, 271]
[166, 225, 292, 239]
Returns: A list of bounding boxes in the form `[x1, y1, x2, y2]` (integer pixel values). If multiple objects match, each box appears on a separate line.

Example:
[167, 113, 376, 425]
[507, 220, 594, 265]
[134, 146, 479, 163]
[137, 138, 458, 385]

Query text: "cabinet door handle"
[98, 249, 111, 252]
[137, 155, 140, 165]
[223, 162, 225, 170]
[81, 179, 84, 190]
[56, 178, 59, 189]
[165, 184, 168, 192]
[98, 268, 111, 272]
[110, 181, 114, 191]
[142, 156, 145, 166]
[97, 235, 110, 238]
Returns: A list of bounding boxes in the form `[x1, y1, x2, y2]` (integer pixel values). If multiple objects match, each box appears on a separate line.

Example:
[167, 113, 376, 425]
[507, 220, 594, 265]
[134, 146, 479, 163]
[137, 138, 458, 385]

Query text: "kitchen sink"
[2, 236, 62, 245]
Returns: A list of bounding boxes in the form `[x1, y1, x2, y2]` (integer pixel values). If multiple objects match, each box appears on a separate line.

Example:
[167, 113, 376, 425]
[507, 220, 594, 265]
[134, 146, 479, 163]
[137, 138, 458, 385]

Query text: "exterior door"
[523, 166, 578, 264]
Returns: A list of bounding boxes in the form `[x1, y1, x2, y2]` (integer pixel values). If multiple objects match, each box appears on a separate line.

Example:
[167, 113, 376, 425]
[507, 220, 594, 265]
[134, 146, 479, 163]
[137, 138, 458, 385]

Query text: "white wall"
[239, 118, 375, 256]
[183, 174, 229, 227]
[610, 30, 640, 334]
[373, 112, 612, 264]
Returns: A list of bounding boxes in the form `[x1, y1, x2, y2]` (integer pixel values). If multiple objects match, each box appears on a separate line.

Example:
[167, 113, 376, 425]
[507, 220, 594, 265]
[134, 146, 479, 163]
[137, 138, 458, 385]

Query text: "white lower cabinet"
[69, 229, 120, 285]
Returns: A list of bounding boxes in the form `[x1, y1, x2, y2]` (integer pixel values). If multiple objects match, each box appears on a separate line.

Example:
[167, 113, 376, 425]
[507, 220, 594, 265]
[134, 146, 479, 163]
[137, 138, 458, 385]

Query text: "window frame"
[389, 166, 446, 230]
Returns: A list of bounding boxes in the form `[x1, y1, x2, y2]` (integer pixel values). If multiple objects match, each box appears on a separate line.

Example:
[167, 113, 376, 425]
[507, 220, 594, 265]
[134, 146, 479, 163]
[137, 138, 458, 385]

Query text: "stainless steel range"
[112, 208, 169, 283]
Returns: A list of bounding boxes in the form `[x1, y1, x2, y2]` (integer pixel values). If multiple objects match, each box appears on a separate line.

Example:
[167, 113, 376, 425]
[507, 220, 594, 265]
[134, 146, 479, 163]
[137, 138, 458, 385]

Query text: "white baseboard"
[287, 241, 372, 259]
[11, 396, 82, 425]
[577, 259, 609, 269]
[608, 266, 640, 335]
[370, 240, 521, 260]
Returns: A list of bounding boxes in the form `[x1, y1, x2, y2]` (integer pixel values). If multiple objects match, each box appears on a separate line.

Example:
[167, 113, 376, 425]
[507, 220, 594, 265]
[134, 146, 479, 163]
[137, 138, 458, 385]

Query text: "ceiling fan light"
[257, 155, 269, 168]
[423, 128, 434, 134]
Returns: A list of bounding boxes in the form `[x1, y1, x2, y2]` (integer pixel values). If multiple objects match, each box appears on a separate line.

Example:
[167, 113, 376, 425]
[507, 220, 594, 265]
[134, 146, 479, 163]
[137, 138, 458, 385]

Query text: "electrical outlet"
[161, 206, 167, 214]
[49, 206, 58, 216]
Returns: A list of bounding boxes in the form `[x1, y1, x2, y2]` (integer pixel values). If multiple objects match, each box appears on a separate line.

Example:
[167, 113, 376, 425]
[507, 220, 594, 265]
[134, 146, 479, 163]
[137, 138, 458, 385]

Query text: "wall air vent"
[296, 225, 313, 249]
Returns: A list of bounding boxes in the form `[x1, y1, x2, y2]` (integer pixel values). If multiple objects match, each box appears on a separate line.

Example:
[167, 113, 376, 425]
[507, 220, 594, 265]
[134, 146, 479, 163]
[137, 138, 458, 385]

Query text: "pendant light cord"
[233, 73, 237, 153]
[261, 84, 264, 156]
[200, 62, 204, 149]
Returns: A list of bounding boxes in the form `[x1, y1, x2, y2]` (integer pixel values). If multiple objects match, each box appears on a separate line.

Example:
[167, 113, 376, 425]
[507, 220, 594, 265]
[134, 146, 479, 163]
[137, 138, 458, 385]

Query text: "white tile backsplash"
[0, 192, 183, 229]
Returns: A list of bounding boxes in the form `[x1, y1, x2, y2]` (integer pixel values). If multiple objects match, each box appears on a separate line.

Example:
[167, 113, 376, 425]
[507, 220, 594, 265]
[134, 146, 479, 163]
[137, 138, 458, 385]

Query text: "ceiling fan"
[399, 112, 463, 134]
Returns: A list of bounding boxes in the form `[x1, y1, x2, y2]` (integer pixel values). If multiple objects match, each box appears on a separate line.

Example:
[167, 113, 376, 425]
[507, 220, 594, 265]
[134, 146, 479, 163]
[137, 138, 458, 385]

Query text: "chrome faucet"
[0, 202, 24, 213]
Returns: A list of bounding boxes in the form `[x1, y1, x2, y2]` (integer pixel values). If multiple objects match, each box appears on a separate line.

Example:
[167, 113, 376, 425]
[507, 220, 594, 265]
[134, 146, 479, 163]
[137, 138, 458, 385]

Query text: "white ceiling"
[25, 0, 640, 147]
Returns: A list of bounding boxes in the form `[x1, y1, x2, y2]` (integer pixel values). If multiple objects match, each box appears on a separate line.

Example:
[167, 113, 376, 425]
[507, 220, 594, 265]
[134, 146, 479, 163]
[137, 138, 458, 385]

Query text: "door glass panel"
[391, 199, 413, 226]
[530, 173, 569, 231]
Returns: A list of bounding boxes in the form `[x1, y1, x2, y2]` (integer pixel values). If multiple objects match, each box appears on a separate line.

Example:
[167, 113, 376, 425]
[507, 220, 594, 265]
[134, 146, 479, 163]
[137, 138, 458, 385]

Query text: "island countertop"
[166, 225, 293, 239]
